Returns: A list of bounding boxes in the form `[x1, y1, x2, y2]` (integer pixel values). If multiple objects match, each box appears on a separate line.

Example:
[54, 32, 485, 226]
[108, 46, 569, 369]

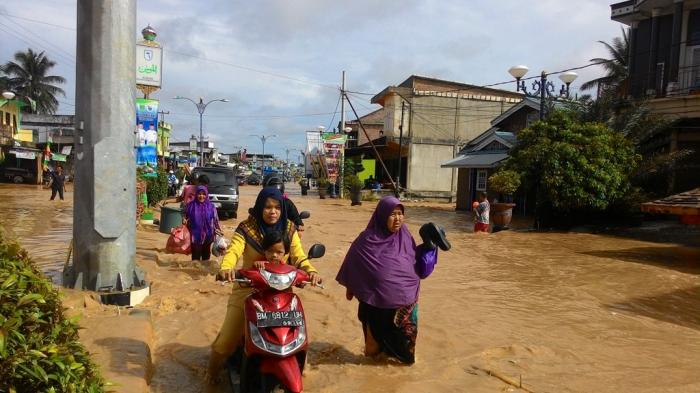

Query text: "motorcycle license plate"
[256, 311, 304, 327]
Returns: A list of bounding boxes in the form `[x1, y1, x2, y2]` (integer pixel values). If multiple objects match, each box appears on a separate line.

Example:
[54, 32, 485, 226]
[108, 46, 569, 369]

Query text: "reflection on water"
[0, 184, 72, 283]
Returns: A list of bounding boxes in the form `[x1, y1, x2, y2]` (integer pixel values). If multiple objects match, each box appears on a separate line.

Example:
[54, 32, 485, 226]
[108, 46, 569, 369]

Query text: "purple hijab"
[336, 196, 419, 309]
[186, 186, 218, 245]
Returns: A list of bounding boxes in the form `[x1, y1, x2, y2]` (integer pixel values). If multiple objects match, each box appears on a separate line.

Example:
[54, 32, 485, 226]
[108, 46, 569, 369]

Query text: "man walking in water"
[48, 165, 67, 201]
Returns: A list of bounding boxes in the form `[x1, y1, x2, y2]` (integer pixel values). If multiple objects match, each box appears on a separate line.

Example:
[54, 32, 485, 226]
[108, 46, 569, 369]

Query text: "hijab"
[251, 187, 287, 236]
[336, 196, 419, 309]
[236, 187, 290, 254]
[186, 186, 217, 244]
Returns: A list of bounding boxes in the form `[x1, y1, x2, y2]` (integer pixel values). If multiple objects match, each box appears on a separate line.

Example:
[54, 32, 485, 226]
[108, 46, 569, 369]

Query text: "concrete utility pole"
[66, 0, 148, 305]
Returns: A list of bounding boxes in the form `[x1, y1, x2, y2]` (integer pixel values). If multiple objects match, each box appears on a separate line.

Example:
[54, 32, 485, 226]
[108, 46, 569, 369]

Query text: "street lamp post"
[507, 66, 578, 230]
[507, 65, 578, 120]
[250, 134, 276, 177]
[173, 96, 228, 166]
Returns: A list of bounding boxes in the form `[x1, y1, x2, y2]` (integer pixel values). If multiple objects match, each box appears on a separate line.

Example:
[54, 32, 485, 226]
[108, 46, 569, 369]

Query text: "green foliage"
[345, 174, 363, 193]
[504, 111, 639, 220]
[488, 170, 521, 196]
[1, 49, 66, 114]
[316, 177, 329, 188]
[0, 231, 105, 393]
[139, 168, 168, 207]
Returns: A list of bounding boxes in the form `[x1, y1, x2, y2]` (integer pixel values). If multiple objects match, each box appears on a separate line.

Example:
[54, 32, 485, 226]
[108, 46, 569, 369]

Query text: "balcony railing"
[670, 64, 700, 97]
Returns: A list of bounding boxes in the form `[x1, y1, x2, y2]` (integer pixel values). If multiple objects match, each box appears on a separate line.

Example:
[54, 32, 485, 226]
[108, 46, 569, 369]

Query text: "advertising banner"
[136, 44, 163, 87]
[322, 133, 347, 183]
[136, 98, 159, 167]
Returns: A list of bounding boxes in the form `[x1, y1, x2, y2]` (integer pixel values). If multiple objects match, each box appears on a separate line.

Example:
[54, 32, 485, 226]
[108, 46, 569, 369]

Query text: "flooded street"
[0, 184, 72, 283]
[2, 184, 699, 392]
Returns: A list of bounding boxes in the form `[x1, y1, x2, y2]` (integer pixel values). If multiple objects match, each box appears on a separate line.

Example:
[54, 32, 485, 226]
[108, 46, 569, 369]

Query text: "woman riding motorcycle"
[206, 187, 322, 384]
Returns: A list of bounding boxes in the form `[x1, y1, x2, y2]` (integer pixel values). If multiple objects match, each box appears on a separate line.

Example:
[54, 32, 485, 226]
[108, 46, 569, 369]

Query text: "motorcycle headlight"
[261, 270, 296, 290]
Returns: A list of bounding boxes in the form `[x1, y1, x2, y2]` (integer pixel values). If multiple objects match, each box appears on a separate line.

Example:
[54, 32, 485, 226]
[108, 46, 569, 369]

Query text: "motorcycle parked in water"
[227, 243, 325, 393]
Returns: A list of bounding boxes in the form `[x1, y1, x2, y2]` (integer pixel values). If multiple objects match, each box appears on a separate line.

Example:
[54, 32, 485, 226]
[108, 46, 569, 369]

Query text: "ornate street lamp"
[173, 96, 228, 166]
[508, 65, 578, 119]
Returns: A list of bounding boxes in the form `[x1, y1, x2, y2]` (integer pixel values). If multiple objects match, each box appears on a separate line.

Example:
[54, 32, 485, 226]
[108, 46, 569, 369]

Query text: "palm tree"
[580, 27, 629, 97]
[1, 49, 66, 114]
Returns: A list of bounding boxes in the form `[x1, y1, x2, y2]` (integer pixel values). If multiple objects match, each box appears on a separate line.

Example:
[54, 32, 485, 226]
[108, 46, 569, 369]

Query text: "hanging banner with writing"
[136, 98, 159, 167]
[322, 133, 347, 182]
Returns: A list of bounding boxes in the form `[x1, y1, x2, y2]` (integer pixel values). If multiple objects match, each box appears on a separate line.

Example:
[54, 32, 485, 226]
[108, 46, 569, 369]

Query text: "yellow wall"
[0, 101, 21, 134]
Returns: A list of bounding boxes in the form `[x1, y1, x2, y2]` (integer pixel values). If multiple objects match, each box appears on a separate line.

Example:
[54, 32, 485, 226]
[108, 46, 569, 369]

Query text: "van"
[192, 166, 239, 218]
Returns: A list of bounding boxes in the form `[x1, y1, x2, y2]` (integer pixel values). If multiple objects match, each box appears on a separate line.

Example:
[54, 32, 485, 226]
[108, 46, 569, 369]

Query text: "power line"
[164, 48, 339, 91]
[0, 12, 75, 31]
[0, 21, 75, 66]
[0, 14, 75, 63]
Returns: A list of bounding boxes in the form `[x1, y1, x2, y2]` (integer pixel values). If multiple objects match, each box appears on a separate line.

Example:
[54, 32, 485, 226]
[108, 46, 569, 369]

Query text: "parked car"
[246, 174, 261, 186]
[191, 166, 239, 219]
[1, 167, 36, 184]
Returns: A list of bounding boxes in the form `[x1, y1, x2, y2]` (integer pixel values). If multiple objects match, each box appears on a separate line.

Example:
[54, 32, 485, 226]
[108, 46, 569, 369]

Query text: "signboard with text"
[136, 44, 162, 87]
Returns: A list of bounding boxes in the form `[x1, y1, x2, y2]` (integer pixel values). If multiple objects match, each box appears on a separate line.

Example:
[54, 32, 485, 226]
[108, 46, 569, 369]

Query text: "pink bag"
[166, 225, 191, 254]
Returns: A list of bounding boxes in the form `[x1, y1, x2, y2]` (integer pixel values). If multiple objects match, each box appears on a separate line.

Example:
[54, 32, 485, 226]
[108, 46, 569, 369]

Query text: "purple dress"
[336, 196, 438, 364]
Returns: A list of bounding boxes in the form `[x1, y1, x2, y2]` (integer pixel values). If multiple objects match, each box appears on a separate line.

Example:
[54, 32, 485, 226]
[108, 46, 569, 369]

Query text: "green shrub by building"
[139, 168, 168, 207]
[0, 232, 105, 393]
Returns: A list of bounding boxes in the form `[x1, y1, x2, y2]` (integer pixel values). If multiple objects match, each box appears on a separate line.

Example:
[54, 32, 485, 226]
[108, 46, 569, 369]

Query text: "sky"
[0, 0, 624, 160]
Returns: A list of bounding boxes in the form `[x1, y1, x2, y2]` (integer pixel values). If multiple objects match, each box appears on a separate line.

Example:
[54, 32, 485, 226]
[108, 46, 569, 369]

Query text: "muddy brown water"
[0, 184, 72, 283]
[1, 184, 699, 392]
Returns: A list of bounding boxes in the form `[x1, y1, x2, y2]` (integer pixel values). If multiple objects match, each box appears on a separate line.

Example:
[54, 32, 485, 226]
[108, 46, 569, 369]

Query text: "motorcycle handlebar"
[222, 278, 323, 289]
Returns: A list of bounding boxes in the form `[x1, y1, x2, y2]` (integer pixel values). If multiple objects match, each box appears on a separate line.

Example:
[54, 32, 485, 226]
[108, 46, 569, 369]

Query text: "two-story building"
[368, 75, 522, 200]
[611, 0, 700, 192]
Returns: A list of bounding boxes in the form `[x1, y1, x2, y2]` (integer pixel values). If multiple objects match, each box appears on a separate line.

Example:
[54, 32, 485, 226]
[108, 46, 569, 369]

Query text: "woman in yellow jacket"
[206, 187, 322, 383]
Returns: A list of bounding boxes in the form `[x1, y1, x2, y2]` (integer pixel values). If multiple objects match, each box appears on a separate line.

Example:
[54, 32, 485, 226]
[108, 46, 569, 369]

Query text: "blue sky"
[1, 0, 623, 159]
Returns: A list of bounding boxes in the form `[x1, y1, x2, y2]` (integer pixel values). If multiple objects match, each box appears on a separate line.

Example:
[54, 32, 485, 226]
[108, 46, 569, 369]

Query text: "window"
[476, 169, 487, 191]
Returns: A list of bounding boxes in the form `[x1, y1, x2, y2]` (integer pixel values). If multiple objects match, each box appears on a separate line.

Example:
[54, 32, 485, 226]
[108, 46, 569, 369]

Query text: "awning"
[441, 153, 508, 168]
[641, 188, 700, 216]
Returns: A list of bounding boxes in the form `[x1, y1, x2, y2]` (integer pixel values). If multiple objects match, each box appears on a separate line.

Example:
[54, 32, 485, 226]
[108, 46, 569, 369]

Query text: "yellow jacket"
[220, 220, 317, 274]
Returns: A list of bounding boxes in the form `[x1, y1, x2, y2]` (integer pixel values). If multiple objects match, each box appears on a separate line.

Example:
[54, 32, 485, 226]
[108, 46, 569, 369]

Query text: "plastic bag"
[211, 234, 228, 257]
[166, 225, 191, 254]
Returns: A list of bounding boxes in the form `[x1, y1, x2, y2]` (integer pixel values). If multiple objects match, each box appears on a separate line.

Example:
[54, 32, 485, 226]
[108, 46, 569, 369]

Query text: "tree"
[580, 27, 629, 97]
[1, 49, 66, 114]
[504, 111, 640, 227]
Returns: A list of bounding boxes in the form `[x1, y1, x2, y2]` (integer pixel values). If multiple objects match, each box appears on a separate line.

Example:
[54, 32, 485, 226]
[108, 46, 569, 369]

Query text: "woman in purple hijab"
[185, 185, 221, 261]
[336, 196, 438, 364]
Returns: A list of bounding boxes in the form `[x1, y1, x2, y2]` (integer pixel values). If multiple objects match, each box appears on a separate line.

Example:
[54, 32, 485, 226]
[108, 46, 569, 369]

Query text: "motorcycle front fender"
[259, 355, 303, 393]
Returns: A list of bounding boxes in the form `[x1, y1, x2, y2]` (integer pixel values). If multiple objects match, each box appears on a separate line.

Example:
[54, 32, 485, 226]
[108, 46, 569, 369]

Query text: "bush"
[504, 111, 640, 226]
[316, 177, 329, 189]
[141, 168, 168, 207]
[488, 170, 521, 196]
[0, 232, 105, 393]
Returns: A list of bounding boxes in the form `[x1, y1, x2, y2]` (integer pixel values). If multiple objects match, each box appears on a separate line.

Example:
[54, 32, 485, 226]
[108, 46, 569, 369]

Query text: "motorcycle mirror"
[299, 211, 311, 220]
[307, 244, 325, 259]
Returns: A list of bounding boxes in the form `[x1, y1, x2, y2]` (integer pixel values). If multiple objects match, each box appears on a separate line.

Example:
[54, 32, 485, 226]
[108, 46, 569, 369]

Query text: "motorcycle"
[227, 243, 325, 393]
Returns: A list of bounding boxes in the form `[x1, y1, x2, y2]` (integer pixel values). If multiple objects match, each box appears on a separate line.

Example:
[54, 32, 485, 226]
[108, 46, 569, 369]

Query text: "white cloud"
[1, 0, 622, 155]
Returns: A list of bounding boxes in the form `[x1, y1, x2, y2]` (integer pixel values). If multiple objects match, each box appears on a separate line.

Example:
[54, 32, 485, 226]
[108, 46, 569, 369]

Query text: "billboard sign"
[136, 44, 162, 87]
[135, 98, 159, 167]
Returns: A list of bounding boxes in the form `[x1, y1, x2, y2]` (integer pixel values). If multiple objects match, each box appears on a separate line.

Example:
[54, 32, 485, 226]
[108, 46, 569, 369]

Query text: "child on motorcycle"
[254, 231, 286, 269]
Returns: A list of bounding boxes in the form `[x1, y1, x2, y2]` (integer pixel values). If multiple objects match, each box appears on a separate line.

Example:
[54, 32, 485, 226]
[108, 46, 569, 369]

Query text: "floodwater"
[1, 184, 699, 392]
[0, 184, 72, 283]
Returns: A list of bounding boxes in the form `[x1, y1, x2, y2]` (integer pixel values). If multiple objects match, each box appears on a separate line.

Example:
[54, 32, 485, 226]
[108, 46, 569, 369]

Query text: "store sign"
[136, 44, 162, 87]
[9, 150, 36, 160]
